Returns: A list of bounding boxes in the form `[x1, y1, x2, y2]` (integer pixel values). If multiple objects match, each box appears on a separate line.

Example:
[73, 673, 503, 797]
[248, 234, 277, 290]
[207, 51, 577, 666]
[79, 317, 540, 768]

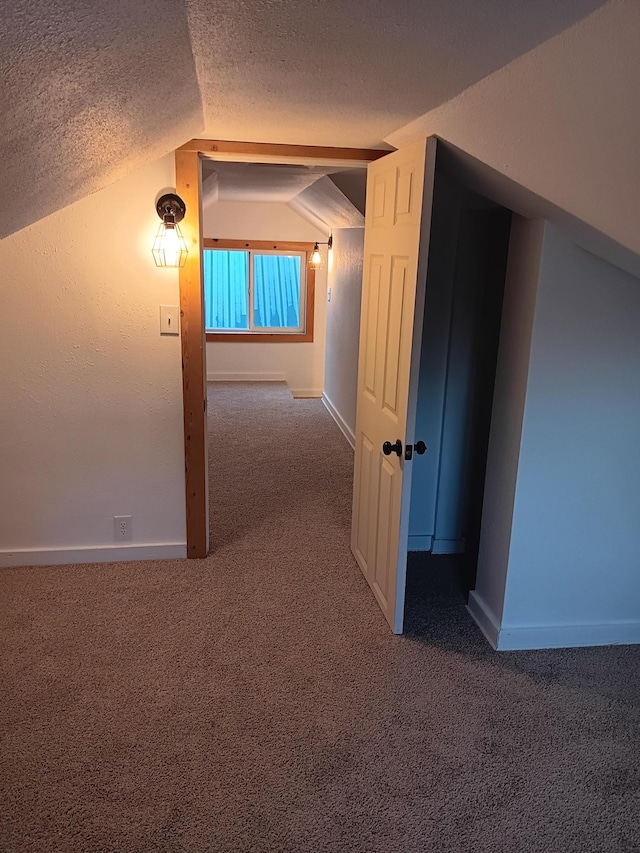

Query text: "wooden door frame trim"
[176, 149, 208, 558]
[176, 139, 391, 559]
[177, 138, 390, 164]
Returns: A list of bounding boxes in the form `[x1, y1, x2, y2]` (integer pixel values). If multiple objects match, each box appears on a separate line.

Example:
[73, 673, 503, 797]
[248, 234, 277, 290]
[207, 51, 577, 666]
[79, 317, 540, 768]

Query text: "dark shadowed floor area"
[1, 382, 639, 852]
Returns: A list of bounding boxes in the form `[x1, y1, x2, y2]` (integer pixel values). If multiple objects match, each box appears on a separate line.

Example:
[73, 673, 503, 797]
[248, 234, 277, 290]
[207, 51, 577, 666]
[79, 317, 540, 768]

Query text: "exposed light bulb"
[310, 243, 322, 270]
[152, 219, 188, 268]
[162, 224, 180, 266]
[152, 193, 189, 268]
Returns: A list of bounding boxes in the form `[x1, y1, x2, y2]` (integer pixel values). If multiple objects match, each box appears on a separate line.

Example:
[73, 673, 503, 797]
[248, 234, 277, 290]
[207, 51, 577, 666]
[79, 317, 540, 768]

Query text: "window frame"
[204, 238, 316, 343]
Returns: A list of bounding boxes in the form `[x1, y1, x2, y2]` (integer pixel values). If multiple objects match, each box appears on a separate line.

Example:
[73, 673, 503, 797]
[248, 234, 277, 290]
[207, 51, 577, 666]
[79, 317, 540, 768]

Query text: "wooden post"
[175, 150, 208, 558]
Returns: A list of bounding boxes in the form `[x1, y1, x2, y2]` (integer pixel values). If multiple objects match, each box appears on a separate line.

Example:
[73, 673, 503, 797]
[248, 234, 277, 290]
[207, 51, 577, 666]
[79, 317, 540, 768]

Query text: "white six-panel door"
[351, 137, 438, 633]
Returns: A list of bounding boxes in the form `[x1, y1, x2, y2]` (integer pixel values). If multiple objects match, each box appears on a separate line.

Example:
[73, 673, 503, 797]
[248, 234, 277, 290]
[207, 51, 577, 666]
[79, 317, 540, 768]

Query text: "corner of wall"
[323, 228, 365, 440]
[472, 216, 544, 624]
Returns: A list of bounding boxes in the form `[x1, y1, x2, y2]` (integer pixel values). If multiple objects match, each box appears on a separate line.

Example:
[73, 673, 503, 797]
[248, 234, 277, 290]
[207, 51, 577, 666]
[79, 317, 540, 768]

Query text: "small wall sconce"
[152, 193, 189, 268]
[309, 234, 332, 270]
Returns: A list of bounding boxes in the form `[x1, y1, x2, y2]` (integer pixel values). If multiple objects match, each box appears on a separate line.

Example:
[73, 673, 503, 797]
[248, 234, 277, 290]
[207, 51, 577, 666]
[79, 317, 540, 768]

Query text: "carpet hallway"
[1, 382, 639, 852]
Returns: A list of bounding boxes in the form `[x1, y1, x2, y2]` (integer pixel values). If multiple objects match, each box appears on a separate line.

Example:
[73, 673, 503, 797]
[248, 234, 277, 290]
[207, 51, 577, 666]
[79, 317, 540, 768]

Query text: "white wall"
[471, 222, 640, 649]
[387, 1, 640, 262]
[203, 201, 326, 397]
[0, 154, 187, 565]
[322, 228, 364, 446]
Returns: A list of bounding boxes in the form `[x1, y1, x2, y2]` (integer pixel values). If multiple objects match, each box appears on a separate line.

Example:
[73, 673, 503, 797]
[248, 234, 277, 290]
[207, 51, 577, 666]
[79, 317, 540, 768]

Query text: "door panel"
[351, 137, 438, 632]
[362, 255, 383, 402]
[354, 433, 375, 565]
[394, 165, 416, 223]
[374, 456, 397, 604]
[382, 256, 409, 416]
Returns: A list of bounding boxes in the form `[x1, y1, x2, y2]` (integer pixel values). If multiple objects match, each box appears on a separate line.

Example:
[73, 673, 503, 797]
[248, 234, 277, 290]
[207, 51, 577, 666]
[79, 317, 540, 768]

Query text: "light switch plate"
[160, 305, 180, 335]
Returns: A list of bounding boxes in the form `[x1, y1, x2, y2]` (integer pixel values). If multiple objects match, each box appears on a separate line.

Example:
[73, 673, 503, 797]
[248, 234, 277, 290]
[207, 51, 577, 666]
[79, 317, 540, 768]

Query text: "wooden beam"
[177, 138, 391, 163]
[203, 238, 315, 252]
[176, 150, 208, 559]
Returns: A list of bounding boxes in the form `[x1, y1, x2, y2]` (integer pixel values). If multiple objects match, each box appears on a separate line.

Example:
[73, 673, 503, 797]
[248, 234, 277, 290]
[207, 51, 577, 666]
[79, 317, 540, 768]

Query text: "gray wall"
[408, 171, 461, 550]
[473, 216, 544, 622]
[499, 224, 640, 645]
[323, 228, 365, 445]
[472, 221, 640, 649]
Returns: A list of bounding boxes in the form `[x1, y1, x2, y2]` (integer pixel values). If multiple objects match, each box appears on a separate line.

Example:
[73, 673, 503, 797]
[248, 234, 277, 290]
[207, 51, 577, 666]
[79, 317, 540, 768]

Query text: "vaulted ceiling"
[0, 0, 615, 240]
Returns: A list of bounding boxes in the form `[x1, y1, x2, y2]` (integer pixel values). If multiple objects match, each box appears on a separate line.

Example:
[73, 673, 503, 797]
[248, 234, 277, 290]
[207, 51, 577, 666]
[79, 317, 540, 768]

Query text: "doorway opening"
[407, 163, 513, 613]
[176, 139, 387, 558]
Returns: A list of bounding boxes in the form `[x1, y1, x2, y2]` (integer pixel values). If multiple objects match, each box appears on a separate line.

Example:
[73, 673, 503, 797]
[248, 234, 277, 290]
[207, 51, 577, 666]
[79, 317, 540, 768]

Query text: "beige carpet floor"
[1, 382, 639, 852]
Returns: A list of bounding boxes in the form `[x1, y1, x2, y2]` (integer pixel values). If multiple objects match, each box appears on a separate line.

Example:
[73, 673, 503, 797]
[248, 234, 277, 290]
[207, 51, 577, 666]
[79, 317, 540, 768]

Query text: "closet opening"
[407, 167, 513, 605]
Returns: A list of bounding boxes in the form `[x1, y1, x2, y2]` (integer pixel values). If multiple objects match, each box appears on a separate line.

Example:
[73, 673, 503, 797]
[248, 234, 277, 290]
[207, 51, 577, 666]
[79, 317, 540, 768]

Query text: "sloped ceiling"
[200, 160, 366, 233]
[387, 0, 640, 265]
[200, 161, 351, 203]
[0, 0, 203, 238]
[187, 0, 606, 147]
[0, 0, 606, 239]
[288, 176, 365, 233]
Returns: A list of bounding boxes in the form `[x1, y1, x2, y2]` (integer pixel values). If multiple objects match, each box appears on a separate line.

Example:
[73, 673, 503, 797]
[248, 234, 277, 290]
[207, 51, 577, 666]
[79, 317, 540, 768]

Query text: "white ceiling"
[200, 160, 366, 232]
[200, 161, 353, 203]
[0, 0, 606, 239]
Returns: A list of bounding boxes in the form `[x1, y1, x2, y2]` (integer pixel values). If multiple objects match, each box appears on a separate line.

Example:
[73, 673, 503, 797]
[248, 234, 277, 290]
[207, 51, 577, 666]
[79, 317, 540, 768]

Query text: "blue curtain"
[253, 255, 301, 329]
[203, 250, 248, 330]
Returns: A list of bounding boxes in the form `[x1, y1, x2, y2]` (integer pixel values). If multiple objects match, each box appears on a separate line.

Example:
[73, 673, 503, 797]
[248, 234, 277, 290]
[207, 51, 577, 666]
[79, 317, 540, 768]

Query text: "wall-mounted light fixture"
[152, 193, 189, 268]
[309, 234, 333, 270]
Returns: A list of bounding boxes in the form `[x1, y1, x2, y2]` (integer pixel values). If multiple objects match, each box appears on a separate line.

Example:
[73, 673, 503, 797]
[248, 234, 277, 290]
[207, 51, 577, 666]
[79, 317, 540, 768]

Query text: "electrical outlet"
[114, 515, 132, 542]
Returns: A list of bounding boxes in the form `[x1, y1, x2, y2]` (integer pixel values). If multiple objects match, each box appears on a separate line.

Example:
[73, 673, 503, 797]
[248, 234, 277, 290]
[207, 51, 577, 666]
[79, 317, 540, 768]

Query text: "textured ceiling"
[0, 0, 203, 238]
[187, 0, 606, 147]
[0, 0, 610, 239]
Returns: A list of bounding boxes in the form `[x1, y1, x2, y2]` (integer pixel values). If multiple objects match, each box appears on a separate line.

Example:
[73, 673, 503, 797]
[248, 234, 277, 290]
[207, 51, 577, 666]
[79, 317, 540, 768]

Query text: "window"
[204, 239, 316, 342]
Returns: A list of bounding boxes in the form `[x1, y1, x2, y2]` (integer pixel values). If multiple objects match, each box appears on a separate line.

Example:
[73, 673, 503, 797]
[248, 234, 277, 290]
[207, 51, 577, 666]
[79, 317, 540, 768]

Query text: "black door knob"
[382, 439, 403, 457]
[415, 441, 427, 455]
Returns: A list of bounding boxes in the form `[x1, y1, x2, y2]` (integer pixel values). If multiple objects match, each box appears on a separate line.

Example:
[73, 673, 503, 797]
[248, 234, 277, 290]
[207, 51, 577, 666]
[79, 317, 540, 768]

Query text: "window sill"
[206, 331, 313, 343]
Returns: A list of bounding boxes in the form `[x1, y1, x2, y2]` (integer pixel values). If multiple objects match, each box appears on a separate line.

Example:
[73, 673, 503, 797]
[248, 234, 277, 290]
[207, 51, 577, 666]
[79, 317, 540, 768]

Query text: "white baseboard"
[0, 543, 187, 568]
[468, 590, 640, 650]
[207, 372, 286, 382]
[467, 591, 500, 649]
[408, 534, 434, 552]
[291, 388, 323, 399]
[432, 537, 466, 555]
[321, 393, 355, 449]
[496, 620, 640, 651]
[205, 374, 320, 398]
